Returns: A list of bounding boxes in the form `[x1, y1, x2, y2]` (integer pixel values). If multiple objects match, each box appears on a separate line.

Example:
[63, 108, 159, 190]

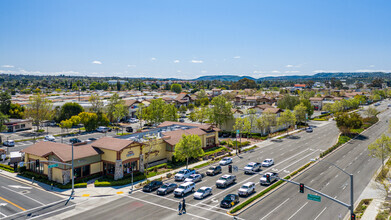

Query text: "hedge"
[243, 146, 258, 152]
[203, 147, 228, 157]
[0, 164, 15, 173]
[313, 118, 327, 121]
[320, 135, 351, 158]
[18, 171, 88, 189]
[94, 173, 147, 187]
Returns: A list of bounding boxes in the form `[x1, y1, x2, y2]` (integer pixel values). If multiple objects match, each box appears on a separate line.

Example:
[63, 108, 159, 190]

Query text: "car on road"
[175, 169, 196, 181]
[96, 126, 111, 132]
[243, 162, 262, 174]
[260, 172, 279, 185]
[206, 165, 222, 176]
[2, 140, 15, 147]
[194, 187, 212, 199]
[220, 194, 239, 208]
[179, 118, 185, 122]
[262, 158, 274, 167]
[128, 118, 139, 123]
[143, 180, 163, 192]
[126, 127, 134, 133]
[320, 111, 329, 115]
[238, 182, 255, 197]
[88, 138, 97, 141]
[174, 182, 195, 197]
[44, 135, 55, 141]
[388, 104, 391, 108]
[216, 174, 236, 188]
[219, 157, 233, 166]
[374, 103, 380, 106]
[156, 183, 177, 195]
[305, 127, 313, 133]
[69, 138, 82, 144]
[185, 174, 202, 183]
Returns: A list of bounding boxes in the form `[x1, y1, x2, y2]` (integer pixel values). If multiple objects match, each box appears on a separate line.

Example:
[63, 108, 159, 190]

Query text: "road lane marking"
[0, 212, 6, 217]
[125, 195, 210, 220]
[259, 198, 290, 220]
[82, 194, 90, 197]
[0, 196, 26, 211]
[314, 207, 327, 220]
[287, 201, 308, 220]
[2, 199, 69, 219]
[1, 186, 45, 205]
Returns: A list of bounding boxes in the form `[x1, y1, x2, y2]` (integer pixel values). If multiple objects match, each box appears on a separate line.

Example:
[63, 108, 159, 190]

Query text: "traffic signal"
[299, 183, 304, 193]
[266, 174, 270, 183]
[351, 214, 356, 220]
[36, 159, 40, 167]
[228, 165, 232, 173]
[13, 162, 18, 172]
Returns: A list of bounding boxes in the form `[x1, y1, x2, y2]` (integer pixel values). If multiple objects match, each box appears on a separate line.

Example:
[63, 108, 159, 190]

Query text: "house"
[124, 99, 143, 118]
[309, 97, 324, 110]
[4, 119, 32, 132]
[211, 89, 222, 97]
[249, 104, 272, 114]
[174, 93, 194, 108]
[294, 84, 306, 89]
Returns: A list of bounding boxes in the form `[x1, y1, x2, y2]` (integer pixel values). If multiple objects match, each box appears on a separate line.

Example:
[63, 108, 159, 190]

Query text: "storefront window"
[123, 161, 137, 174]
[74, 167, 82, 178]
[82, 165, 90, 176]
[29, 160, 43, 174]
[104, 163, 115, 175]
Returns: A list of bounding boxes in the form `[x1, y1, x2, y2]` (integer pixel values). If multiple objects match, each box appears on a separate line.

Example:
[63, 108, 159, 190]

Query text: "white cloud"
[173, 60, 180, 63]
[233, 56, 241, 59]
[286, 64, 294, 68]
[151, 57, 156, 61]
[284, 71, 300, 74]
[1, 65, 14, 68]
[286, 64, 301, 68]
[253, 70, 264, 74]
[355, 69, 391, 72]
[191, 60, 203, 64]
[92, 61, 102, 64]
[271, 70, 281, 74]
[201, 70, 207, 74]
[127, 65, 136, 68]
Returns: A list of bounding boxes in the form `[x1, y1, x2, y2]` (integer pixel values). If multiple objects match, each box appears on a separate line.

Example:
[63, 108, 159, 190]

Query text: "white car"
[96, 126, 110, 132]
[262, 159, 274, 167]
[216, 175, 236, 188]
[194, 187, 212, 199]
[243, 162, 262, 174]
[44, 135, 55, 141]
[219, 157, 233, 166]
[174, 182, 195, 197]
[238, 182, 255, 197]
[185, 174, 202, 183]
[3, 140, 15, 147]
[128, 118, 139, 123]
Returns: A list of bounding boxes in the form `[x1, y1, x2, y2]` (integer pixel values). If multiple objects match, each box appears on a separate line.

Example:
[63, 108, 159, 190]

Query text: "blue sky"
[1, 0, 391, 79]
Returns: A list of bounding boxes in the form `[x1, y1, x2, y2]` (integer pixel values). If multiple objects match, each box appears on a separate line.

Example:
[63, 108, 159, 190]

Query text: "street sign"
[307, 194, 321, 202]
[233, 165, 238, 172]
[48, 164, 59, 168]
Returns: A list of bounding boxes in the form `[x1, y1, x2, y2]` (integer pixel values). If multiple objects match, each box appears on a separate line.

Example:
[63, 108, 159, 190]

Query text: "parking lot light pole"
[311, 159, 354, 219]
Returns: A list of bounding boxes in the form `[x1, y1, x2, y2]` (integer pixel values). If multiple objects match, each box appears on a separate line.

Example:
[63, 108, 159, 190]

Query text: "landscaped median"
[229, 161, 314, 215]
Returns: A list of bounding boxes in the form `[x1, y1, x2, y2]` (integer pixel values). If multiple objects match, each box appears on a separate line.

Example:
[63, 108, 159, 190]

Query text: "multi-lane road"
[60, 119, 339, 220]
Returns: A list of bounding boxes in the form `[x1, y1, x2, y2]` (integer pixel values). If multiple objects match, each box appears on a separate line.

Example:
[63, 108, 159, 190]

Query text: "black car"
[126, 127, 133, 133]
[220, 194, 239, 208]
[179, 118, 185, 122]
[88, 138, 97, 141]
[70, 138, 81, 144]
[206, 165, 222, 176]
[156, 183, 177, 195]
[143, 181, 163, 192]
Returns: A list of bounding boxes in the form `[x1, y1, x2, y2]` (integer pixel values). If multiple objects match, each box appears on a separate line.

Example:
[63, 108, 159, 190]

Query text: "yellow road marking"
[82, 194, 90, 197]
[0, 196, 27, 211]
[116, 191, 123, 194]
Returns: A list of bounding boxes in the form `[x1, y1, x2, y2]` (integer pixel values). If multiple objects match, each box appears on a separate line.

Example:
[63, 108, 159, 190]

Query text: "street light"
[311, 158, 354, 219]
[71, 143, 74, 197]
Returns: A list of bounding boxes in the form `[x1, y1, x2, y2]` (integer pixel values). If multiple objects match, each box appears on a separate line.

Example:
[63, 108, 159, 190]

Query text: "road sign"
[233, 165, 238, 172]
[307, 194, 321, 202]
[48, 164, 59, 168]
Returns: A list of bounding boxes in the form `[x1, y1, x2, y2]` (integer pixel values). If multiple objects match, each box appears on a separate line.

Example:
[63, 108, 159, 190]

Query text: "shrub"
[0, 164, 15, 173]
[94, 173, 147, 187]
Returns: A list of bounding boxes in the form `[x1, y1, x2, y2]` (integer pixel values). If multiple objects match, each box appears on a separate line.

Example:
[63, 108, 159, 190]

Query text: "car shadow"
[287, 135, 301, 139]
[271, 139, 283, 143]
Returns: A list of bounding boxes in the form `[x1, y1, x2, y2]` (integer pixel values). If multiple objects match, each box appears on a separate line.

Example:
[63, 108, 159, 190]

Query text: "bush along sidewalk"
[0, 164, 15, 173]
[229, 161, 314, 214]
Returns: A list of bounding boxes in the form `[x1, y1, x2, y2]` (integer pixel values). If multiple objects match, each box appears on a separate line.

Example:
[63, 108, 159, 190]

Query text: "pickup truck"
[174, 182, 195, 197]
[174, 169, 196, 181]
[260, 172, 279, 185]
[244, 162, 262, 174]
[216, 175, 236, 188]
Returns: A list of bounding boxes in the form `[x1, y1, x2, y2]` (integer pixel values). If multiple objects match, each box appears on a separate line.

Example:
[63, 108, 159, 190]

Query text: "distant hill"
[194, 75, 256, 81]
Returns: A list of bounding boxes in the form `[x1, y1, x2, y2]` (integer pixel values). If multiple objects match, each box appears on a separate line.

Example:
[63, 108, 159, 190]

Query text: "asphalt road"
[64, 119, 339, 220]
[239, 101, 391, 220]
[0, 173, 74, 220]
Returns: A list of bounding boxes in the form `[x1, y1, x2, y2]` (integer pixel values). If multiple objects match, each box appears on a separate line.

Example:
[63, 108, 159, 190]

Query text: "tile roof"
[263, 107, 283, 114]
[163, 128, 207, 146]
[91, 137, 136, 151]
[309, 97, 324, 101]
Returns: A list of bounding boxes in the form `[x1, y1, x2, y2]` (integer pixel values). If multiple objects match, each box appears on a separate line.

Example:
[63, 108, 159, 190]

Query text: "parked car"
[243, 162, 262, 174]
[179, 118, 185, 122]
[88, 138, 97, 141]
[238, 182, 255, 197]
[2, 140, 15, 147]
[128, 118, 139, 123]
[174, 169, 196, 181]
[194, 187, 212, 199]
[44, 135, 55, 141]
[262, 158, 274, 167]
[126, 127, 134, 133]
[69, 138, 82, 144]
[219, 157, 233, 166]
[216, 175, 236, 188]
[206, 165, 222, 176]
[220, 194, 239, 208]
[185, 174, 203, 183]
[260, 172, 279, 185]
[306, 127, 313, 133]
[156, 183, 177, 195]
[143, 180, 163, 192]
[174, 182, 195, 197]
[96, 126, 111, 132]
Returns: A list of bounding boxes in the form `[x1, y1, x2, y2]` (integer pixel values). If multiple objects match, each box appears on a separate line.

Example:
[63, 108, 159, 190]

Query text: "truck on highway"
[174, 169, 196, 181]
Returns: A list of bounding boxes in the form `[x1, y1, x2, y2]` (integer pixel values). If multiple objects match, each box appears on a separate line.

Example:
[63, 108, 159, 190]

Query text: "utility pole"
[71, 143, 74, 196]
[236, 129, 239, 155]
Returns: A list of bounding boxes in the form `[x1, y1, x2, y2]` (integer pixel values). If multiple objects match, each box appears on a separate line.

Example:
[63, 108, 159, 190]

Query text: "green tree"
[179, 105, 187, 114]
[299, 99, 314, 117]
[364, 106, 378, 118]
[9, 103, 25, 119]
[230, 78, 257, 90]
[335, 112, 363, 134]
[194, 105, 208, 124]
[25, 94, 53, 131]
[163, 104, 179, 122]
[233, 117, 251, 150]
[196, 90, 208, 100]
[208, 96, 233, 128]
[106, 93, 125, 122]
[0, 112, 9, 143]
[294, 103, 308, 124]
[0, 91, 11, 115]
[247, 109, 257, 137]
[59, 102, 84, 122]
[277, 110, 296, 134]
[171, 84, 182, 94]
[144, 98, 165, 125]
[59, 119, 73, 132]
[368, 134, 391, 177]
[89, 93, 104, 113]
[113, 103, 127, 124]
[135, 103, 145, 129]
[174, 134, 204, 169]
[277, 95, 300, 110]
[78, 112, 99, 132]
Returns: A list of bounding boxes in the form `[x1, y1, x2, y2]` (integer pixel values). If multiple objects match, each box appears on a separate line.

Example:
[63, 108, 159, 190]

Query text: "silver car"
[185, 174, 202, 183]
[193, 187, 212, 199]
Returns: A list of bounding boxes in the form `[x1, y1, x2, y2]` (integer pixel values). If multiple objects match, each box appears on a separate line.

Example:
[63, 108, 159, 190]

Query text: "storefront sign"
[127, 151, 135, 157]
